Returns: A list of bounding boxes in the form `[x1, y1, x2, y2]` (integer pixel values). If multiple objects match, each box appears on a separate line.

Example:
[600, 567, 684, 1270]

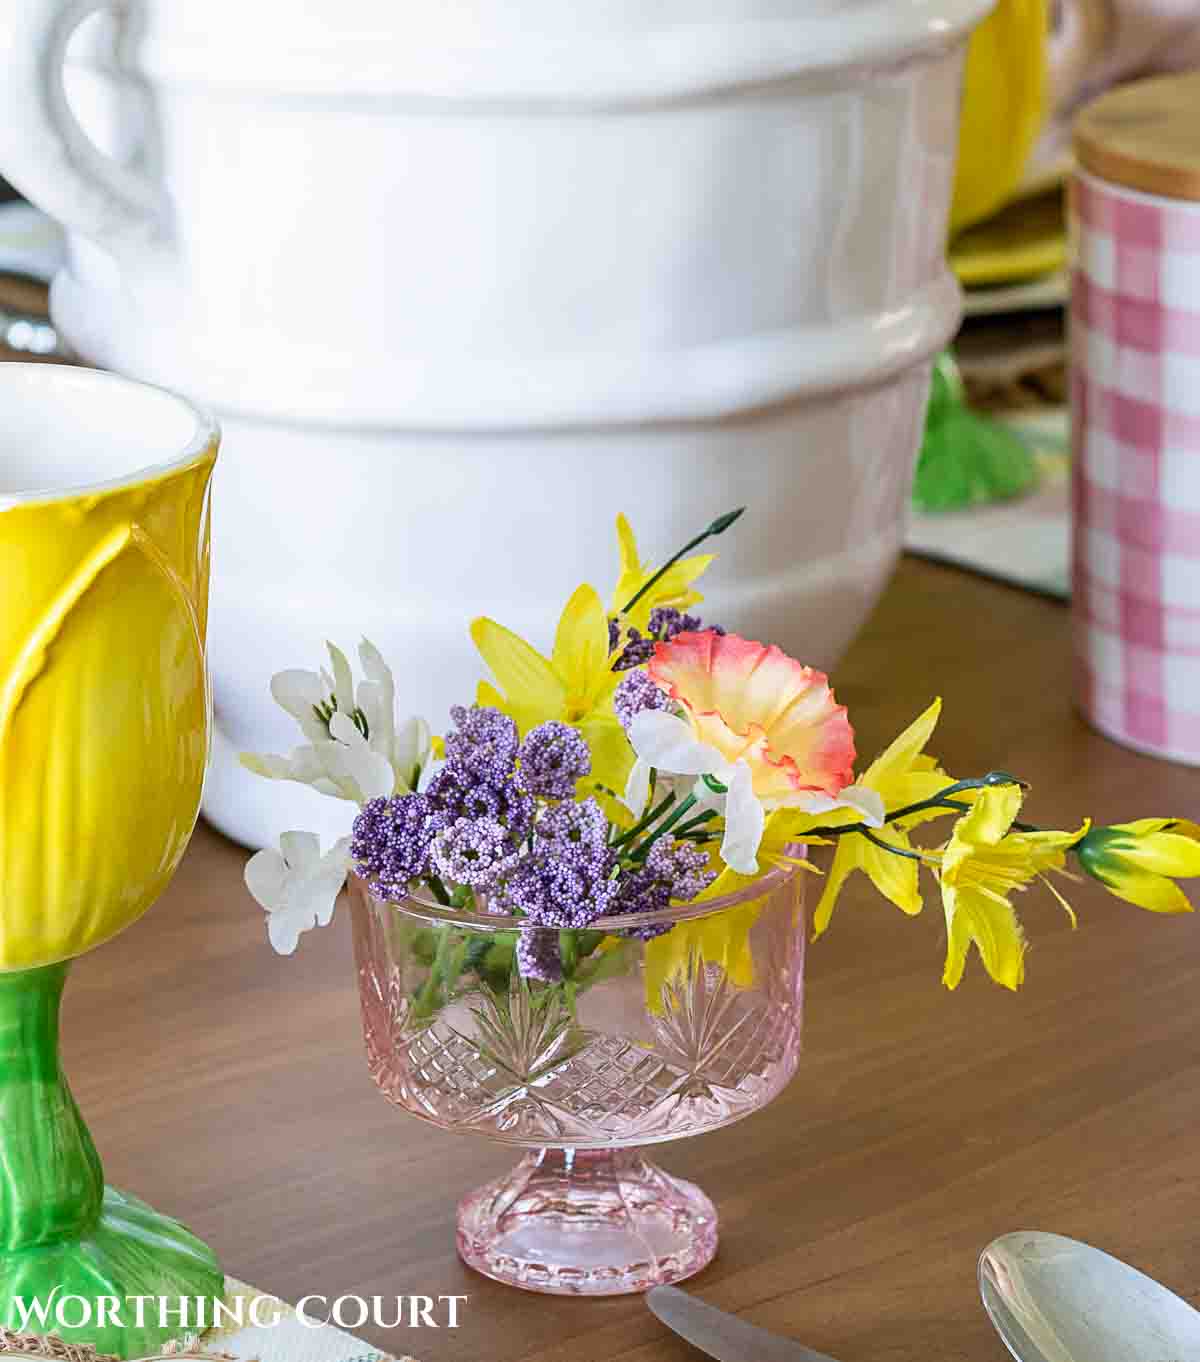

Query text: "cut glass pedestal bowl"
[350, 862, 805, 1295]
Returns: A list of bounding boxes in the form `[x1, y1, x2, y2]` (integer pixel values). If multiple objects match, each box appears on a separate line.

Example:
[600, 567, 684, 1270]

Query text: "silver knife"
[647, 1286, 841, 1362]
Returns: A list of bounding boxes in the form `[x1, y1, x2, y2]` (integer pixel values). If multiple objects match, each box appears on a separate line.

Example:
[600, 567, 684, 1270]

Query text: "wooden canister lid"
[1075, 72, 1200, 202]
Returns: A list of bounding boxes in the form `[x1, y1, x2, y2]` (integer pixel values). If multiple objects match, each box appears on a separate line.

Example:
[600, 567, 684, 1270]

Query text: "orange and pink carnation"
[647, 631, 855, 806]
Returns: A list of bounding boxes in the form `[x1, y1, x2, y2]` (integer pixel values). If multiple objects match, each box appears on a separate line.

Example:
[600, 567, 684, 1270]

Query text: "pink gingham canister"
[1072, 74, 1200, 764]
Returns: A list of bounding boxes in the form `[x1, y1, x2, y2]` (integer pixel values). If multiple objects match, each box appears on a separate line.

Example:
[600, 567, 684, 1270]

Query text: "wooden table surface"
[61, 558, 1200, 1362]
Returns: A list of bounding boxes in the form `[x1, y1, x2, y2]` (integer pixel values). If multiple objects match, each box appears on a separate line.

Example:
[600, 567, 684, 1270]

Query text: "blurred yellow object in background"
[950, 185, 1066, 286]
[950, 0, 1049, 237]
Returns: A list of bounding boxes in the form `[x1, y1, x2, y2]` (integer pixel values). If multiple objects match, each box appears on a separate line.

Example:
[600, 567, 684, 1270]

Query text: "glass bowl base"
[456, 1147, 717, 1296]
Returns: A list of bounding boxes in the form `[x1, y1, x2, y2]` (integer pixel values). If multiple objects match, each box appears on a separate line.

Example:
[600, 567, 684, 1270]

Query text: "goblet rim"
[0, 362, 219, 510]
[351, 845, 805, 934]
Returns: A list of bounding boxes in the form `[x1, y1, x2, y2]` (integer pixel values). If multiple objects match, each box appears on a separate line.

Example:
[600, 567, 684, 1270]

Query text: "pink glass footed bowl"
[349, 861, 806, 1295]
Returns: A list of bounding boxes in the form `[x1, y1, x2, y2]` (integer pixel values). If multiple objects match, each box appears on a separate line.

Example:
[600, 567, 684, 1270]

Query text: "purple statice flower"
[536, 797, 610, 858]
[647, 607, 728, 643]
[351, 793, 435, 899]
[443, 704, 520, 782]
[611, 627, 655, 672]
[613, 670, 672, 733]
[647, 607, 702, 641]
[424, 762, 534, 839]
[516, 929, 564, 983]
[646, 837, 716, 902]
[495, 798, 617, 928]
[517, 721, 591, 799]
[610, 837, 716, 940]
[431, 816, 519, 887]
[500, 853, 619, 928]
[610, 864, 668, 918]
[610, 610, 726, 671]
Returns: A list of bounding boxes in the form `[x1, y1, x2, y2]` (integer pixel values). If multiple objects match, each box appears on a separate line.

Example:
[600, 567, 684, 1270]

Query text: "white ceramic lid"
[109, 0, 997, 101]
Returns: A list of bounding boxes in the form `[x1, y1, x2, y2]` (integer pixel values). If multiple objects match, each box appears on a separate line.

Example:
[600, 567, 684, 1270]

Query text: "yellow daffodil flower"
[471, 583, 630, 801]
[1075, 819, 1200, 914]
[939, 784, 1086, 990]
[609, 514, 713, 632]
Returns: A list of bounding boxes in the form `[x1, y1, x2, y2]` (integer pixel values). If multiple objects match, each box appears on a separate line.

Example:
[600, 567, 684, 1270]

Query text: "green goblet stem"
[0, 962, 224, 1359]
[0, 963, 103, 1252]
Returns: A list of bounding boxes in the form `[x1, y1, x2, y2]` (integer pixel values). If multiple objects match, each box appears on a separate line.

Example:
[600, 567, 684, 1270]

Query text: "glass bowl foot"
[456, 1147, 717, 1296]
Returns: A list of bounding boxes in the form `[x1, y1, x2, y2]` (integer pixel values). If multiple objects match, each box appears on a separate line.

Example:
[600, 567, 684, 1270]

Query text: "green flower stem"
[806, 773, 1052, 866]
[426, 875, 453, 907]
[412, 926, 465, 1019]
[629, 795, 698, 862]
[878, 774, 1018, 826]
[859, 828, 928, 862]
[808, 774, 1023, 840]
[673, 809, 718, 838]
[463, 934, 495, 976]
[619, 507, 745, 617]
[611, 791, 677, 848]
[0, 963, 103, 1253]
[560, 930, 581, 978]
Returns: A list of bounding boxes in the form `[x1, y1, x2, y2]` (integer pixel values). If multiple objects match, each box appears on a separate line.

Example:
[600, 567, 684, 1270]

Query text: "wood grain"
[1075, 71, 1200, 201]
[56, 559, 1200, 1362]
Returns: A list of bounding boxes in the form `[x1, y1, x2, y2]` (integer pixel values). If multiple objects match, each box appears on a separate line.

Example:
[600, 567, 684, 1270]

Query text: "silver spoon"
[980, 1231, 1200, 1362]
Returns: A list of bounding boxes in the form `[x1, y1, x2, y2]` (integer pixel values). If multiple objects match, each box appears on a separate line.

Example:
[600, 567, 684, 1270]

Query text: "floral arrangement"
[243, 510, 1200, 996]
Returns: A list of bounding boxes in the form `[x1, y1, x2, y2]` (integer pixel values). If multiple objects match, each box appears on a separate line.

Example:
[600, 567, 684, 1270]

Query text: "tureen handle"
[0, 0, 167, 262]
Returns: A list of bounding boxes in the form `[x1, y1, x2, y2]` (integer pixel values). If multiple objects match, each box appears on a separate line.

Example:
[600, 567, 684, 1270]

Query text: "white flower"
[623, 709, 884, 876]
[244, 831, 352, 955]
[717, 760, 767, 876]
[356, 639, 431, 794]
[241, 639, 432, 807]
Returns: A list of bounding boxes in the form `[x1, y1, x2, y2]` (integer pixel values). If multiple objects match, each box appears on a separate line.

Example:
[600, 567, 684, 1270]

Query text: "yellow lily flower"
[471, 583, 631, 801]
[810, 699, 953, 934]
[1075, 818, 1200, 914]
[609, 514, 714, 632]
[939, 784, 1086, 990]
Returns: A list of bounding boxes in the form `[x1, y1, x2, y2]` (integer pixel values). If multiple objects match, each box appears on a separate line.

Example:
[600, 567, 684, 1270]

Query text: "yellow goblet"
[0, 364, 222, 1358]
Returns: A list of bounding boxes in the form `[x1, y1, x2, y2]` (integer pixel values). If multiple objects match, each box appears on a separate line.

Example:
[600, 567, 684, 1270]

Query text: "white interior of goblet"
[0, 364, 216, 504]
